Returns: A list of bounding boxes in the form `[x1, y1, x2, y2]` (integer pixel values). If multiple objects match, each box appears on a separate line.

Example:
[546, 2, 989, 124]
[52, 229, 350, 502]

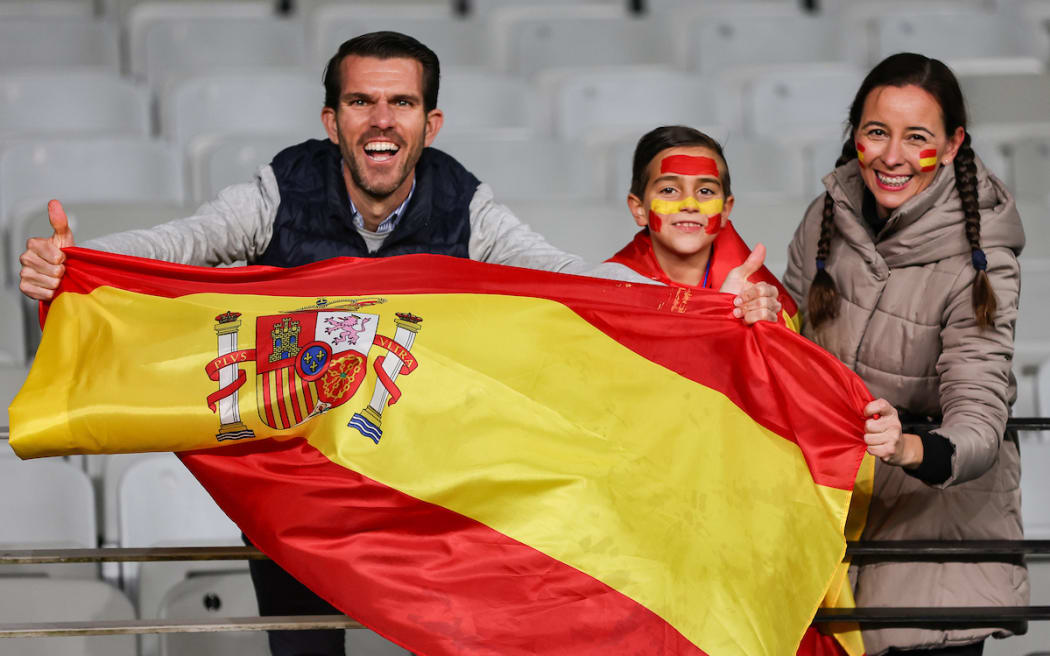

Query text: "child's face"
[628, 146, 733, 260]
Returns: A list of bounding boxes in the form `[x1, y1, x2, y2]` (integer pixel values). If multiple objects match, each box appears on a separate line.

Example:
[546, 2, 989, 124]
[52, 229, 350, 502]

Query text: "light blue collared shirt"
[349, 179, 416, 235]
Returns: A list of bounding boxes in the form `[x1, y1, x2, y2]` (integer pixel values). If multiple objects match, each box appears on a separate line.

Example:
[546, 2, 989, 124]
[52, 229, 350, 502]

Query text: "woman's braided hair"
[807, 52, 997, 330]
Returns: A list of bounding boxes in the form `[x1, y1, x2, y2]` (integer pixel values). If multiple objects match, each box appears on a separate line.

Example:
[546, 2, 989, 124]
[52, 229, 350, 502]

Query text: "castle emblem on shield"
[204, 298, 423, 445]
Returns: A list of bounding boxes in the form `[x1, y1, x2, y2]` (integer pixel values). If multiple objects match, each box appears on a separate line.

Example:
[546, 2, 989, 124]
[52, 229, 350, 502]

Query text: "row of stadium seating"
[0, 453, 409, 656]
[3, 1, 1050, 83]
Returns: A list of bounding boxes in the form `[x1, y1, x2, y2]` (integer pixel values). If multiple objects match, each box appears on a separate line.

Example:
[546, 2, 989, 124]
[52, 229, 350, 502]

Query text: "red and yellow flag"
[10, 248, 872, 656]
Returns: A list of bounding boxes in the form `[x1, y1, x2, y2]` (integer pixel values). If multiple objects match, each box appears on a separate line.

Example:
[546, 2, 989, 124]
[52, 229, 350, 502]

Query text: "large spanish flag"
[10, 248, 871, 656]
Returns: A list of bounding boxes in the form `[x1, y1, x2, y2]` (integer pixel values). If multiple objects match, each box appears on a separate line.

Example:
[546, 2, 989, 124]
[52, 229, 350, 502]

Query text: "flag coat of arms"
[10, 248, 872, 656]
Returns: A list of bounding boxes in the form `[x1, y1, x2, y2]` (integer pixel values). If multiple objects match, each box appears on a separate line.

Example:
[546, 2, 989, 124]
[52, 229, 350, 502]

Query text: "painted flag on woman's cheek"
[10, 248, 872, 656]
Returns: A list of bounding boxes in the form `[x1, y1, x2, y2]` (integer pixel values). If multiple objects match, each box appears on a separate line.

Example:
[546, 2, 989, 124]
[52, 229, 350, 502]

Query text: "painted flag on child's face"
[10, 249, 872, 656]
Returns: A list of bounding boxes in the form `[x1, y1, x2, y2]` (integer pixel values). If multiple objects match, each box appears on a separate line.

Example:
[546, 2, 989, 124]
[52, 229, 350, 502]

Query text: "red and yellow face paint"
[918, 148, 937, 172]
[649, 197, 724, 234]
[856, 142, 866, 168]
[647, 154, 724, 235]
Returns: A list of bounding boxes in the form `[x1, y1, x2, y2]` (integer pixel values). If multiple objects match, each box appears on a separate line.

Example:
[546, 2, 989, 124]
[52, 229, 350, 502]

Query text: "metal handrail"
[3, 541, 1050, 565]
[5, 418, 1049, 441]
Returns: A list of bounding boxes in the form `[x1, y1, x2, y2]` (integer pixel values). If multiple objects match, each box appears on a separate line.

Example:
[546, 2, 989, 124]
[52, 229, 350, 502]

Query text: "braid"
[807, 139, 857, 328]
[953, 135, 997, 329]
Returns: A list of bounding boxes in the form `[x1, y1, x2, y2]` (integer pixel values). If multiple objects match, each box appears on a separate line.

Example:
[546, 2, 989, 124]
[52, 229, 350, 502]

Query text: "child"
[601, 125, 799, 329]
[602, 126, 862, 656]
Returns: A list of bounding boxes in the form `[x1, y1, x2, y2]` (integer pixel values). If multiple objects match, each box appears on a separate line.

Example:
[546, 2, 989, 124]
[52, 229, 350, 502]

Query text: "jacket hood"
[822, 156, 1025, 268]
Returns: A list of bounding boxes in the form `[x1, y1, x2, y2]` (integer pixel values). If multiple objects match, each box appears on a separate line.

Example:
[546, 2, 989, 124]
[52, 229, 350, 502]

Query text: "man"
[18, 31, 780, 656]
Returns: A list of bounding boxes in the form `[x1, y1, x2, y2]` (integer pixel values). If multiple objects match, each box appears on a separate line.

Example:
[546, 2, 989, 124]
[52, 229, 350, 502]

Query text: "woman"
[783, 53, 1028, 655]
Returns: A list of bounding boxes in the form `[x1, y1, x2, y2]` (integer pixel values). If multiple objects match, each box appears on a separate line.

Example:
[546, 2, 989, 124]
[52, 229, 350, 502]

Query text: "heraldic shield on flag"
[204, 297, 423, 444]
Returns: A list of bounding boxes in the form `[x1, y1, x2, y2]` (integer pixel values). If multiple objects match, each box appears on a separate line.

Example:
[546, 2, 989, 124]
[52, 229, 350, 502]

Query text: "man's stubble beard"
[342, 125, 427, 202]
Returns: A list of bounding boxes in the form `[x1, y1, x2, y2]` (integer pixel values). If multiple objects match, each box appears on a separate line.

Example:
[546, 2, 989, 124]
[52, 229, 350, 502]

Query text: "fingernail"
[733, 297, 742, 306]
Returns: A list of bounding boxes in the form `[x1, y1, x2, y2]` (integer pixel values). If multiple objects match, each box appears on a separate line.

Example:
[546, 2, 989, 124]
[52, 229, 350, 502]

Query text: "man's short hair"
[323, 31, 441, 113]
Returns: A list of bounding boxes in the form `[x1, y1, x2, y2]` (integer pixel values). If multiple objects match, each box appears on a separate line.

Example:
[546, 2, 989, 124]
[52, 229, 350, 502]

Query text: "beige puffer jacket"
[783, 158, 1028, 654]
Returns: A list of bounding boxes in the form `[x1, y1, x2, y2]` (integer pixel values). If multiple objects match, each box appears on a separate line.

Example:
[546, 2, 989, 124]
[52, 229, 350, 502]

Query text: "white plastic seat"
[546, 68, 721, 142]
[309, 4, 487, 71]
[1015, 259, 1050, 371]
[439, 70, 537, 137]
[960, 74, 1050, 139]
[0, 364, 28, 431]
[158, 572, 267, 656]
[118, 453, 243, 655]
[0, 72, 150, 141]
[161, 71, 322, 151]
[159, 71, 324, 200]
[867, 10, 1041, 73]
[505, 200, 634, 265]
[0, 289, 26, 366]
[0, 578, 136, 656]
[490, 6, 669, 76]
[724, 196, 811, 276]
[0, 1, 94, 18]
[680, 9, 848, 75]
[432, 135, 607, 201]
[1011, 139, 1050, 204]
[127, 1, 308, 91]
[186, 133, 297, 205]
[0, 17, 119, 71]
[0, 458, 97, 578]
[746, 64, 865, 142]
[0, 137, 184, 244]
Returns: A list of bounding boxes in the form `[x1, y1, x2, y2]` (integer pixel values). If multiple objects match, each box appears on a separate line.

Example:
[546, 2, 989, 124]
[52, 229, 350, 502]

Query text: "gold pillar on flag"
[214, 311, 254, 441]
[348, 313, 422, 444]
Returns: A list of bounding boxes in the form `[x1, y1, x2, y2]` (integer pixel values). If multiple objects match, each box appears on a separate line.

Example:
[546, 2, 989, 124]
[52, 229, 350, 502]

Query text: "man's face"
[627, 146, 733, 261]
[321, 55, 444, 201]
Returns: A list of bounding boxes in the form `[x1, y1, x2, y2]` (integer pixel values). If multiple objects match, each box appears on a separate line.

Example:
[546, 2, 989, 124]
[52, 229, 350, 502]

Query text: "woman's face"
[854, 84, 965, 218]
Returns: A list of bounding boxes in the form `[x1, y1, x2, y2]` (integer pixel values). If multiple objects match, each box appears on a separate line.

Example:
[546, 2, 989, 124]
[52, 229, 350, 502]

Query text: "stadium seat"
[186, 133, 297, 205]
[959, 73, 1050, 142]
[470, 0, 620, 12]
[866, 9, 1042, 74]
[1011, 138, 1050, 204]
[439, 70, 538, 137]
[0, 364, 28, 431]
[158, 71, 323, 199]
[158, 572, 268, 656]
[0, 458, 97, 578]
[0, 17, 119, 71]
[0, 72, 150, 142]
[725, 196, 811, 276]
[432, 135, 607, 201]
[544, 68, 721, 142]
[118, 453, 243, 655]
[745, 64, 865, 142]
[308, 3, 487, 71]
[489, 6, 669, 76]
[0, 0, 93, 18]
[678, 9, 850, 75]
[503, 199, 634, 265]
[126, 1, 308, 91]
[0, 137, 183, 233]
[0, 289, 26, 366]
[0, 578, 136, 656]
[1016, 258, 1050, 376]
[1017, 201, 1050, 259]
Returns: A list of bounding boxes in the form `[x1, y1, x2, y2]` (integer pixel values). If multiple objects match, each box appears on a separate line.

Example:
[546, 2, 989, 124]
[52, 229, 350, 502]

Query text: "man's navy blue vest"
[260, 139, 479, 267]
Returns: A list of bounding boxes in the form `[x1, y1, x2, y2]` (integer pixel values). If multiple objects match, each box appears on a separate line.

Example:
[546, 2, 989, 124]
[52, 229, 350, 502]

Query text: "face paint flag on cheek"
[856, 142, 866, 168]
[649, 197, 725, 235]
[919, 148, 937, 172]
